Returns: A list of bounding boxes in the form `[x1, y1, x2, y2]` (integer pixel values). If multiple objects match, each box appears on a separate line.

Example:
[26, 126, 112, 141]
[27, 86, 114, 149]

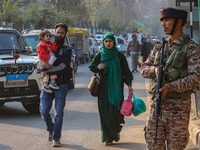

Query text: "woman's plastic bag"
[132, 92, 146, 116]
[120, 91, 133, 116]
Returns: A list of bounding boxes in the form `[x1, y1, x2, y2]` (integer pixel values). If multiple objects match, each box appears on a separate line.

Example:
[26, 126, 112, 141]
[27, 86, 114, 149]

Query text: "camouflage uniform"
[141, 34, 200, 150]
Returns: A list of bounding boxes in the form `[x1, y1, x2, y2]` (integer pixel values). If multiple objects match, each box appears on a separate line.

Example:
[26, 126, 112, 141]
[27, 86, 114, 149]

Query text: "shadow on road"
[59, 144, 94, 150]
[107, 142, 146, 150]
[0, 103, 100, 131]
[0, 144, 12, 150]
[67, 87, 96, 101]
[0, 104, 39, 118]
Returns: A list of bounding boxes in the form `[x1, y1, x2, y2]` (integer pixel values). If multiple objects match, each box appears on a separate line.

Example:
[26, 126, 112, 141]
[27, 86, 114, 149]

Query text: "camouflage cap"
[160, 7, 188, 25]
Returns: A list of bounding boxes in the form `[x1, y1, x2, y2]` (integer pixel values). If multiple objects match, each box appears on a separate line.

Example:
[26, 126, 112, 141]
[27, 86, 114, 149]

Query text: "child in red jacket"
[36, 29, 59, 93]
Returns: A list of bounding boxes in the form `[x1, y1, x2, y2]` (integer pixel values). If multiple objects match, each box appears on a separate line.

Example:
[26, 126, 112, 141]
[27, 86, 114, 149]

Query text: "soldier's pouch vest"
[149, 37, 193, 99]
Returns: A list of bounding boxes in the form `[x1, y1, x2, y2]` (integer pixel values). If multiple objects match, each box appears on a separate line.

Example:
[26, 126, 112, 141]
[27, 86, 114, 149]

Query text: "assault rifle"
[154, 37, 166, 144]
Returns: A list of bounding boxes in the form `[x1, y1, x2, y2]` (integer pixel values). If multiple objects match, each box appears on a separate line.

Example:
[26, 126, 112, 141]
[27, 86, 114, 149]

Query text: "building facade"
[167, 0, 199, 44]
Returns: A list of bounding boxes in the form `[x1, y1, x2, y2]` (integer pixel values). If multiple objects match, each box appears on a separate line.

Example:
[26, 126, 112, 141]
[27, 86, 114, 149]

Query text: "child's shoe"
[49, 82, 60, 90]
[41, 84, 53, 93]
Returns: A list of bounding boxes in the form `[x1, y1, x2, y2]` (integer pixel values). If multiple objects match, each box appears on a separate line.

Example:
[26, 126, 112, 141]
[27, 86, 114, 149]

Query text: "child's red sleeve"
[36, 43, 49, 61]
[51, 41, 58, 52]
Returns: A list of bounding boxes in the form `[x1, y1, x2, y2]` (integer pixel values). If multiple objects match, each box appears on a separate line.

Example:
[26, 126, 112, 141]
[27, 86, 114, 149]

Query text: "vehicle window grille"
[0, 64, 35, 76]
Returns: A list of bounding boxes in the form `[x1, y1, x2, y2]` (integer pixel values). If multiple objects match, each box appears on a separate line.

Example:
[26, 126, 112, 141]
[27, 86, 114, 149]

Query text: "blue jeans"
[40, 84, 67, 141]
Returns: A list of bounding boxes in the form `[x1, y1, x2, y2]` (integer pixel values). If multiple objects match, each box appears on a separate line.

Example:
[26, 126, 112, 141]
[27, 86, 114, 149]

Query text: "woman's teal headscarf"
[100, 33, 122, 110]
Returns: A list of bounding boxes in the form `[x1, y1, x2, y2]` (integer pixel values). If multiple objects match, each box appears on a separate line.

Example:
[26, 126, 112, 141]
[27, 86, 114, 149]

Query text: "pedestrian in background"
[126, 34, 140, 73]
[140, 37, 151, 63]
[99, 41, 102, 50]
[89, 33, 133, 146]
[141, 7, 200, 150]
[40, 23, 72, 147]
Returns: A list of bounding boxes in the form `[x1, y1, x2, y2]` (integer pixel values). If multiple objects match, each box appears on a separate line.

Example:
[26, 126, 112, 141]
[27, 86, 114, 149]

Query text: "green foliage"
[47, 0, 89, 26]
[0, 0, 25, 30]
[24, 4, 42, 26]
[18, 0, 37, 8]
[0, 0, 164, 35]
[0, 0, 86, 30]
[38, 8, 57, 29]
[98, 18, 110, 29]
[0, 0, 4, 11]
[55, 11, 77, 27]
[126, 20, 141, 31]
[24, 4, 57, 29]
[0, 0, 19, 23]
[24, 3, 77, 29]
[86, 0, 125, 31]
[126, 20, 147, 33]
[147, 14, 162, 35]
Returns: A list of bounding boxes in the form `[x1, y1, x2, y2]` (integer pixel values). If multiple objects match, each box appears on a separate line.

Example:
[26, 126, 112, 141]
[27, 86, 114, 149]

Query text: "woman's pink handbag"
[120, 91, 133, 116]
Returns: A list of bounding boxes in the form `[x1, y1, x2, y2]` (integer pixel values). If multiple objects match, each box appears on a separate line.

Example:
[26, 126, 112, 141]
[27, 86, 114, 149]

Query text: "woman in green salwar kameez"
[89, 33, 133, 145]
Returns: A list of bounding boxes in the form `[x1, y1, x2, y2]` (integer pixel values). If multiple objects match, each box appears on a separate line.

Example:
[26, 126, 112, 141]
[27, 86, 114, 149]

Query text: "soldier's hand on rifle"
[159, 84, 169, 97]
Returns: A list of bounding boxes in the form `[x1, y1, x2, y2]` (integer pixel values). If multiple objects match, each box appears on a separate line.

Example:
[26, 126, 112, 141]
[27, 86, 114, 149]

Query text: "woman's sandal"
[104, 141, 113, 146]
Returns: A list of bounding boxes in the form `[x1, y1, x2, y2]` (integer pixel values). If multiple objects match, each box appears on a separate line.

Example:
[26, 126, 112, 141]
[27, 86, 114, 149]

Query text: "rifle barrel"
[154, 37, 165, 144]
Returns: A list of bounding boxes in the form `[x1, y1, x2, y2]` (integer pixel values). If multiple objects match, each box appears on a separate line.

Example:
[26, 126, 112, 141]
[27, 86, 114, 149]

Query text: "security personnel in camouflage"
[141, 7, 200, 150]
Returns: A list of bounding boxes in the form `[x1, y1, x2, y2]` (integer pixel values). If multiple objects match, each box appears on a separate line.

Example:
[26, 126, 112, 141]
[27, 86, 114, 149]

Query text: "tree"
[18, 0, 37, 8]
[147, 14, 162, 36]
[24, 3, 77, 29]
[55, 11, 77, 27]
[86, 0, 125, 32]
[126, 20, 145, 32]
[0, 0, 24, 30]
[24, 4, 43, 28]
[0, 0, 4, 11]
[24, 4, 57, 29]
[98, 18, 110, 29]
[46, 0, 89, 27]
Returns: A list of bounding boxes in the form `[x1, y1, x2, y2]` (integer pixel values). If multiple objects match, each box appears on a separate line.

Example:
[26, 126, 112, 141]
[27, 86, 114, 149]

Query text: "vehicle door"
[116, 37, 127, 53]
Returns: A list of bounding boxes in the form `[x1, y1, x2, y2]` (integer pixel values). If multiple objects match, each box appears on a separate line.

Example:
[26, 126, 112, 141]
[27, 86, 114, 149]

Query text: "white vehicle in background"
[114, 35, 128, 53]
[94, 33, 104, 52]
[89, 37, 99, 59]
[94, 33, 103, 43]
